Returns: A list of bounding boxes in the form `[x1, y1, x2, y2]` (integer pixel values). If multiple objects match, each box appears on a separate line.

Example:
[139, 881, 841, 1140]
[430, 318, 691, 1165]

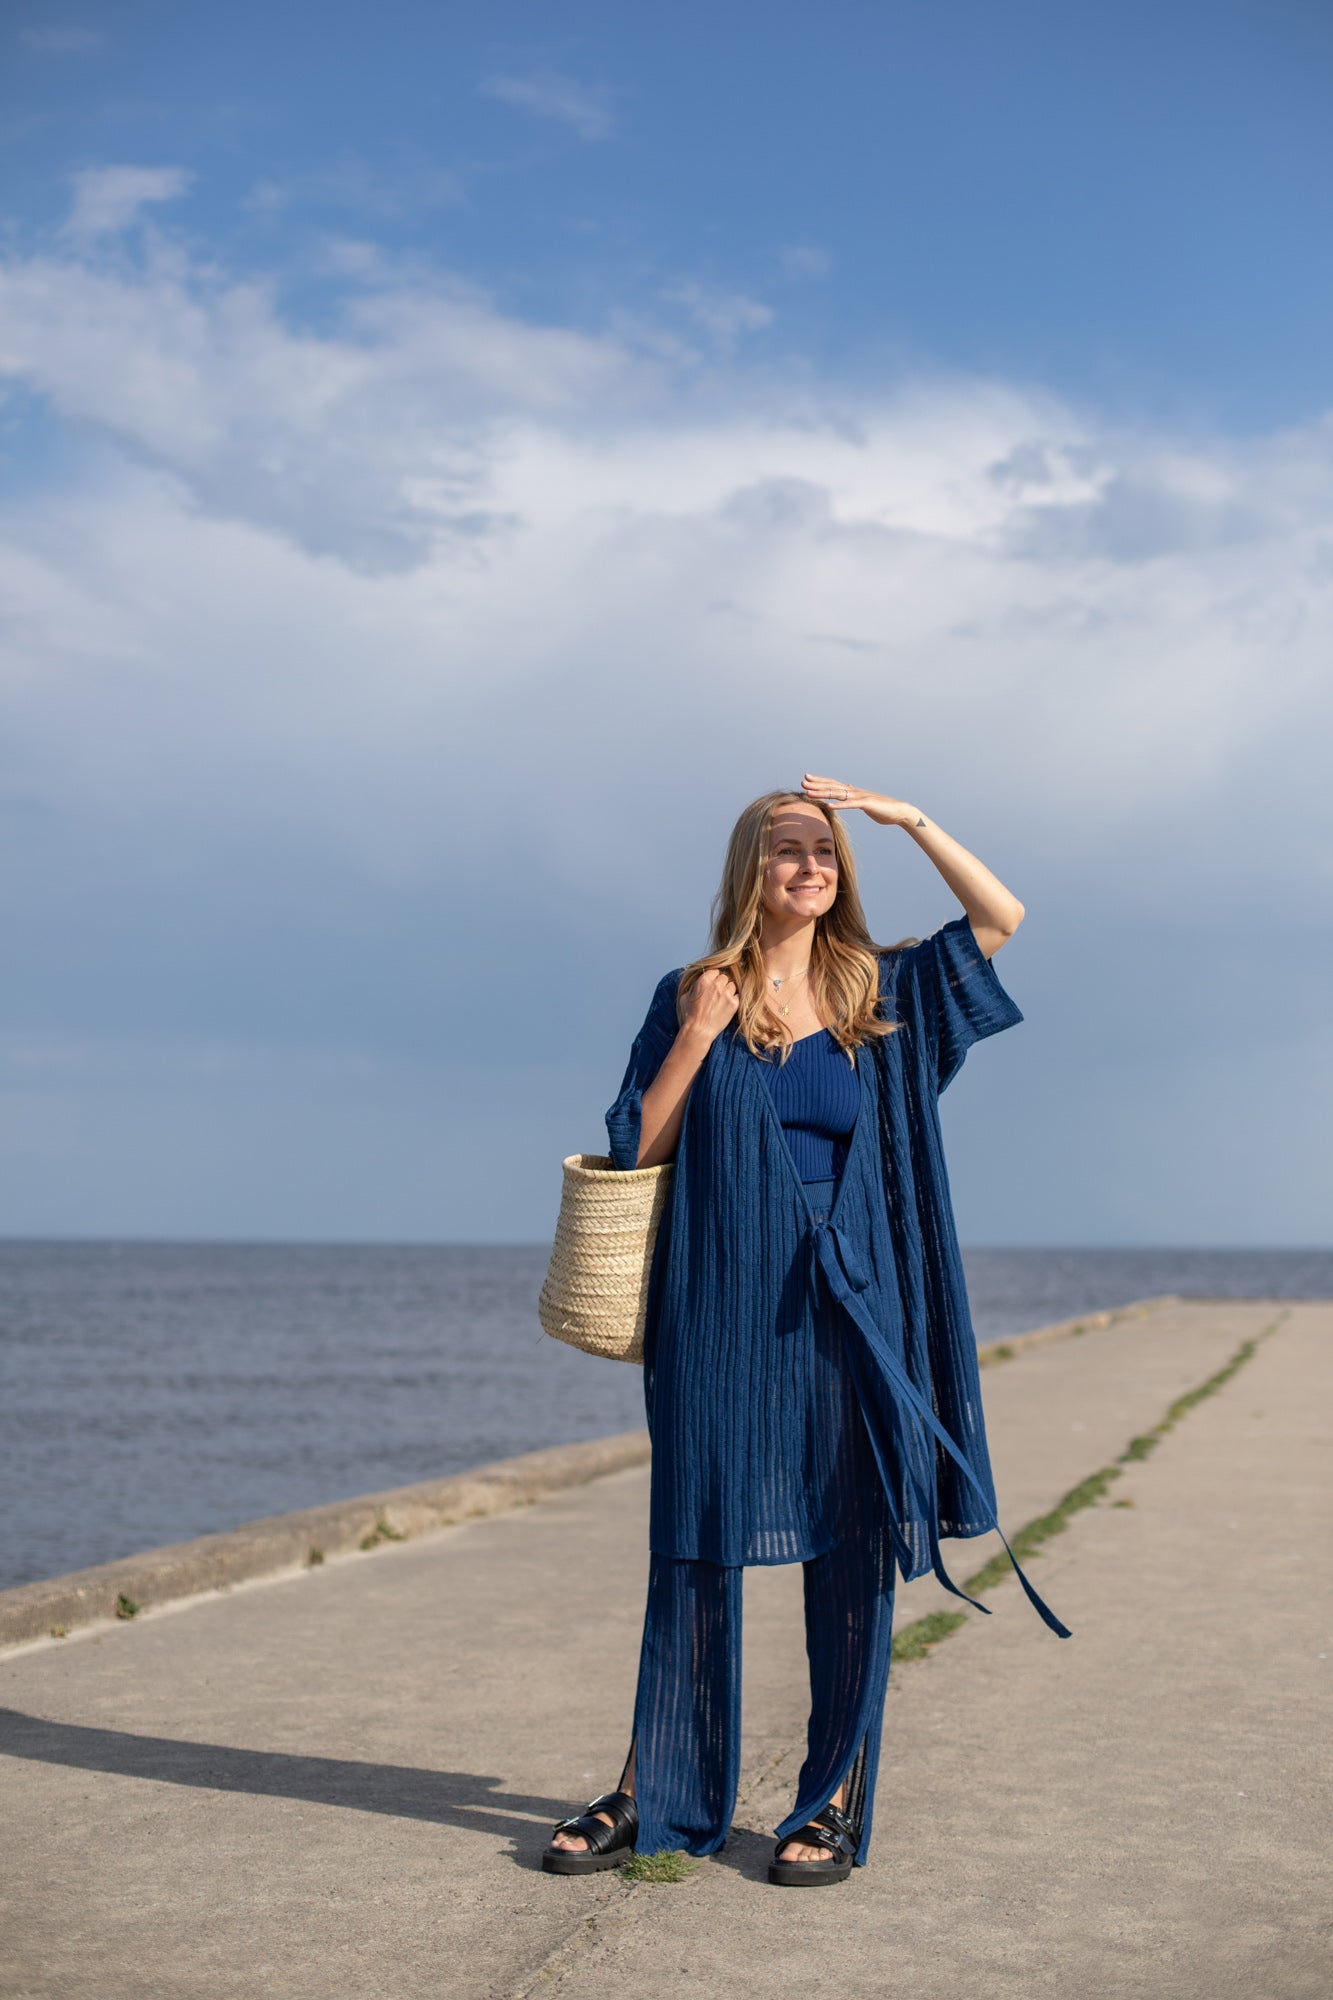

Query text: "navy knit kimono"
[608, 913, 1064, 1614]
[603, 912, 1066, 1861]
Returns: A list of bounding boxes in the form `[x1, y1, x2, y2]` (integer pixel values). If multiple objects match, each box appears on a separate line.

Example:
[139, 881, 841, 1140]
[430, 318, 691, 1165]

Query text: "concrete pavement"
[1, 1298, 1328, 1999]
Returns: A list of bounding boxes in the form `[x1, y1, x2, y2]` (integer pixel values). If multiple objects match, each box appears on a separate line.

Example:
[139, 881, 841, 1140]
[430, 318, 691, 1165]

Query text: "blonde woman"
[544, 777, 1067, 1885]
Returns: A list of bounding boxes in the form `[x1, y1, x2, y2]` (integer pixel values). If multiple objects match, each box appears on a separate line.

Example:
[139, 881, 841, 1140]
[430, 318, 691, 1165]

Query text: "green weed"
[890, 1311, 1288, 1663]
[891, 1610, 969, 1663]
[962, 1464, 1124, 1597]
[619, 1850, 699, 1883]
[359, 1516, 407, 1551]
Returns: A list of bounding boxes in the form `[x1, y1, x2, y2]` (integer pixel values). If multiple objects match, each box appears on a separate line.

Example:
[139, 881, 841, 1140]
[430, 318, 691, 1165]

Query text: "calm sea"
[0, 1241, 1328, 1595]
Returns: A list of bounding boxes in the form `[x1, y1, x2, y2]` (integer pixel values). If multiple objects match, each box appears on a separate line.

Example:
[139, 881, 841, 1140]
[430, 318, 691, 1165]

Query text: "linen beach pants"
[623, 1183, 899, 1864]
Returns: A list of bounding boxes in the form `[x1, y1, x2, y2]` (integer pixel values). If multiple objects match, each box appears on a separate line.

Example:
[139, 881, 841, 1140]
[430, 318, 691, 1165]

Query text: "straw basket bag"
[538, 1153, 673, 1364]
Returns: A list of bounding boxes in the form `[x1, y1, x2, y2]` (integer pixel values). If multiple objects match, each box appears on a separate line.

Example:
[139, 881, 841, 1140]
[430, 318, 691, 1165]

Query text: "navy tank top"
[755, 1027, 860, 1182]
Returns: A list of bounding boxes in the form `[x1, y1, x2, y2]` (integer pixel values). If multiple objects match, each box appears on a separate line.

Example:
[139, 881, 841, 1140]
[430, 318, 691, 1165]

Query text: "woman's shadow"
[0, 1706, 563, 1870]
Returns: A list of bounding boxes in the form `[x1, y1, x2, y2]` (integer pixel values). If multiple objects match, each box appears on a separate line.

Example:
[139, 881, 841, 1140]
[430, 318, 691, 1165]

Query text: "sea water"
[0, 1240, 1327, 1593]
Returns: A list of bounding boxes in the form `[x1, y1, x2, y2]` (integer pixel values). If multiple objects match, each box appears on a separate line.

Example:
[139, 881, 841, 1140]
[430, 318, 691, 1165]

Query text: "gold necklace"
[769, 965, 809, 1018]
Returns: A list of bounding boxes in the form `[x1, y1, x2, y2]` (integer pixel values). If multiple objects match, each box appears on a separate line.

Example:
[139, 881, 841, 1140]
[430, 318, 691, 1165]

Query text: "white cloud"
[0, 220, 1329, 947]
[780, 243, 833, 279]
[3, 224, 1332, 1240]
[61, 165, 192, 242]
[243, 159, 464, 221]
[0, 240, 659, 565]
[663, 282, 774, 346]
[480, 70, 614, 141]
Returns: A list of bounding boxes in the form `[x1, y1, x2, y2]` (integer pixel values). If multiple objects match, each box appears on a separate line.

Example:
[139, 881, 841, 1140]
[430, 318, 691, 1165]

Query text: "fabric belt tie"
[808, 1217, 1071, 1640]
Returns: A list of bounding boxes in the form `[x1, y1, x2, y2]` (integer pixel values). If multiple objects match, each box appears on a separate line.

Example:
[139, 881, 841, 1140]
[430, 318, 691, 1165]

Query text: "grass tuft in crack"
[961, 1465, 1124, 1597]
[1158, 1334, 1270, 1427]
[1119, 1430, 1165, 1462]
[619, 1850, 699, 1882]
[892, 1610, 968, 1663]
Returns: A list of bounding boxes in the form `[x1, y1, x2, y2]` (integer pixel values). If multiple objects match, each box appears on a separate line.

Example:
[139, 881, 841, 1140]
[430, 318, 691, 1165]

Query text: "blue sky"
[8, 0, 1333, 427]
[1, 2, 1329, 1244]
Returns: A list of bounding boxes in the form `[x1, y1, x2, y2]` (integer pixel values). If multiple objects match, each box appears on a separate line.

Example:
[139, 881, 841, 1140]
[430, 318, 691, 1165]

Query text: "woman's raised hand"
[679, 967, 741, 1046]
[800, 774, 918, 828]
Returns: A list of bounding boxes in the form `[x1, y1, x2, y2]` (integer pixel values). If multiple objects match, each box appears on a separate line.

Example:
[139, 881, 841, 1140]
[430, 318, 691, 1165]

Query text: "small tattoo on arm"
[915, 815, 927, 828]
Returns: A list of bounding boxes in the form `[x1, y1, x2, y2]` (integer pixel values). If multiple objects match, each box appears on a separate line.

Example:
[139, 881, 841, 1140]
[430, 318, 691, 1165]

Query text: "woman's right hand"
[679, 967, 741, 1046]
[636, 968, 738, 1168]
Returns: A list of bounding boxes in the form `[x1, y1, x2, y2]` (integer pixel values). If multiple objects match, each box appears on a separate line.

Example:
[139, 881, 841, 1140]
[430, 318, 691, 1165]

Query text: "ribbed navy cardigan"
[606, 911, 1068, 1635]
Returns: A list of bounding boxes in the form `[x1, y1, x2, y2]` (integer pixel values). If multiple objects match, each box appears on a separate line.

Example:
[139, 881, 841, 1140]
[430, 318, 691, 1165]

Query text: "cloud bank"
[1, 184, 1329, 1237]
[3, 206, 1326, 877]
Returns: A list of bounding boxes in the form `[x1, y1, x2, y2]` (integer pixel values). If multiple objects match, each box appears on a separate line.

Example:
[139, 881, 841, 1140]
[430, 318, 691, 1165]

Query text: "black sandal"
[542, 1789, 639, 1875]
[767, 1800, 859, 1886]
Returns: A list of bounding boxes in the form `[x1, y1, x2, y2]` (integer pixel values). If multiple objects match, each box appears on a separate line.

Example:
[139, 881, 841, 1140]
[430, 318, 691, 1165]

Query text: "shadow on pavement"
[0, 1707, 564, 1863]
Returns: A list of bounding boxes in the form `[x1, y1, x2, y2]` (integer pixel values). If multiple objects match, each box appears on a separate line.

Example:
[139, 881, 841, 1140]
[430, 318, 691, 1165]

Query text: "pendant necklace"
[769, 965, 809, 1018]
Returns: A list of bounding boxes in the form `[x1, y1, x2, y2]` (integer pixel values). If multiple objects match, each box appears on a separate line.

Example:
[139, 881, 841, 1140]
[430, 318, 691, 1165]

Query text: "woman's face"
[761, 805, 839, 927]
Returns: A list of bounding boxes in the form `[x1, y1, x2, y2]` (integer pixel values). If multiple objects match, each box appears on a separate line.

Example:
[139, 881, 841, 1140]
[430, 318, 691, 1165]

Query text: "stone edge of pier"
[0, 1429, 653, 1653]
[0, 1293, 1183, 1654]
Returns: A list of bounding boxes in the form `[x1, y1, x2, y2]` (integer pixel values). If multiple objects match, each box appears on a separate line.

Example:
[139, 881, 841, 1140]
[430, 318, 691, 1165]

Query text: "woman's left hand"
[801, 774, 919, 829]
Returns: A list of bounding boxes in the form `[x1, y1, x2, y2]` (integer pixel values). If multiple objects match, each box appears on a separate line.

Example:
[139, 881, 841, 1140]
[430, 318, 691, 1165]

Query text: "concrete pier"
[1, 1298, 1328, 1999]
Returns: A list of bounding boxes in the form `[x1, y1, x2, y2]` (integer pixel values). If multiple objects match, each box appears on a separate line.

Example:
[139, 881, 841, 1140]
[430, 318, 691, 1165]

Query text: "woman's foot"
[774, 1783, 847, 1864]
[549, 1745, 636, 1854]
[768, 1800, 859, 1886]
[774, 1829, 831, 1864]
[542, 1790, 638, 1875]
[548, 1804, 619, 1854]
[771, 1788, 855, 1872]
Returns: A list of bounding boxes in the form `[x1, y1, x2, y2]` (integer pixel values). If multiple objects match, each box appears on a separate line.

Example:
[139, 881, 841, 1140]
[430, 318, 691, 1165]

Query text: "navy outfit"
[755, 1026, 861, 1182]
[605, 914, 1066, 1863]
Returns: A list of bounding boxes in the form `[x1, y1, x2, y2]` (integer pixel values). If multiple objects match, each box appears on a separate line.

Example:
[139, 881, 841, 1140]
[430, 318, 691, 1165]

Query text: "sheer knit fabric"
[627, 1195, 899, 1864]
[606, 913, 1068, 1593]
[605, 914, 1068, 1862]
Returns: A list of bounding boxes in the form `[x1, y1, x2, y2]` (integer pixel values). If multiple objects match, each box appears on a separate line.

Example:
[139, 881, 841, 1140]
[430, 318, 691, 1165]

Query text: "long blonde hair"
[678, 790, 918, 1062]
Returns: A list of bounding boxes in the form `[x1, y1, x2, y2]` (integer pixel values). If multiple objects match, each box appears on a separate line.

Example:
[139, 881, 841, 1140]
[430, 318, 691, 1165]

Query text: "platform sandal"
[767, 1800, 859, 1886]
[541, 1789, 639, 1875]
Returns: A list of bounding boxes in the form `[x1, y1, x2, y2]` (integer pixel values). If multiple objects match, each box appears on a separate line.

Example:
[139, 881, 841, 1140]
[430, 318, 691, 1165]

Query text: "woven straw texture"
[538, 1152, 673, 1364]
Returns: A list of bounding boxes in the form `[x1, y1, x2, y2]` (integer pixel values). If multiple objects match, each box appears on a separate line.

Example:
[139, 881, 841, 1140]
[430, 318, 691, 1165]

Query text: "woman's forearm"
[895, 804, 1025, 938]
[798, 777, 1024, 942]
[637, 1025, 713, 1168]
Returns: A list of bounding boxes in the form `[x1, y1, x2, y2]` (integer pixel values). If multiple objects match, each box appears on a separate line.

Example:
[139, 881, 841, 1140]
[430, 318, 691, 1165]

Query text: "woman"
[544, 776, 1067, 1886]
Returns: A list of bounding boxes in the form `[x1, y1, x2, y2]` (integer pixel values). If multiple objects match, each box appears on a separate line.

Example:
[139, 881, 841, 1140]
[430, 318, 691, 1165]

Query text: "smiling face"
[761, 803, 839, 928]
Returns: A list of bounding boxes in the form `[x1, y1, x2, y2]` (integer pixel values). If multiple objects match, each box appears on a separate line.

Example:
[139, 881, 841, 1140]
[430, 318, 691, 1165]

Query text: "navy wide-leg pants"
[627, 1171, 898, 1864]
[626, 1478, 896, 1862]
[624, 1408, 892, 1856]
